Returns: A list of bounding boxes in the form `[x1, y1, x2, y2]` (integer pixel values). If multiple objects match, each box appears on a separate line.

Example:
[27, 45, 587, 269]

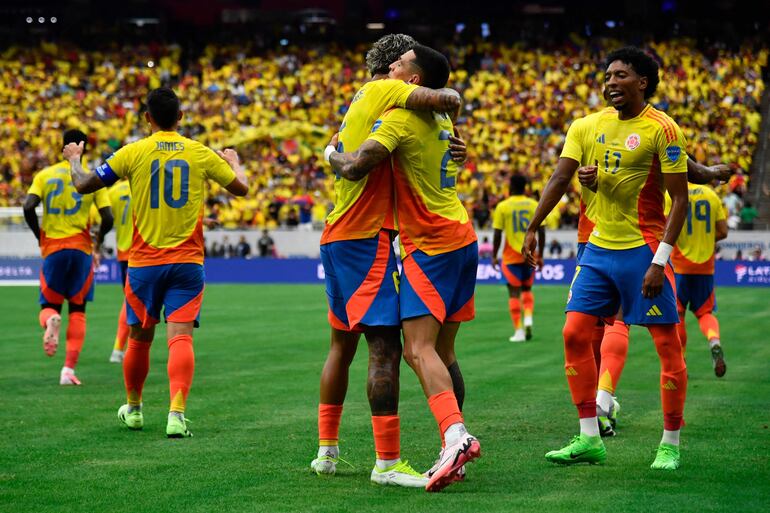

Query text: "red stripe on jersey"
[392, 161, 476, 257]
[321, 162, 395, 244]
[502, 244, 524, 265]
[39, 228, 92, 258]
[637, 155, 666, 247]
[346, 230, 391, 328]
[402, 255, 446, 322]
[129, 215, 205, 267]
[645, 110, 676, 144]
[577, 199, 595, 244]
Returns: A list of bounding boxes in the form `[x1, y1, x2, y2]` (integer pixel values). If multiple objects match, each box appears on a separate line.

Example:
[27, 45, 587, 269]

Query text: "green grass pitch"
[1, 283, 768, 512]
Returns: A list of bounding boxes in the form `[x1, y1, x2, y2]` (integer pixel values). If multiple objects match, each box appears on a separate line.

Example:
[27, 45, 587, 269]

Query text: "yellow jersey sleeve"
[93, 188, 110, 210]
[368, 79, 418, 110]
[202, 147, 237, 187]
[367, 108, 411, 152]
[28, 171, 44, 197]
[492, 202, 505, 230]
[656, 120, 688, 174]
[714, 194, 726, 221]
[95, 144, 135, 186]
[560, 117, 587, 162]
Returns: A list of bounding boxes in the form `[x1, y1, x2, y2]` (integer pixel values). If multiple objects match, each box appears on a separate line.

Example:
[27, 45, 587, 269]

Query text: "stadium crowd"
[0, 38, 766, 230]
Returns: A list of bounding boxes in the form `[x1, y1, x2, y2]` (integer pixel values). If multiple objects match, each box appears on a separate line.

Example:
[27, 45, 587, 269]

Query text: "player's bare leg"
[312, 328, 359, 474]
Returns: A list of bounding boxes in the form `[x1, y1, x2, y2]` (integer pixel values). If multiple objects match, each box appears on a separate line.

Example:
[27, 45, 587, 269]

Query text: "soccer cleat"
[59, 367, 81, 386]
[509, 329, 527, 343]
[43, 313, 62, 357]
[597, 397, 620, 437]
[166, 413, 193, 438]
[598, 416, 616, 437]
[310, 455, 338, 475]
[545, 434, 606, 465]
[117, 404, 144, 430]
[711, 344, 726, 378]
[650, 442, 680, 470]
[425, 433, 481, 492]
[371, 460, 428, 488]
[525, 326, 533, 341]
[109, 349, 125, 363]
[425, 454, 466, 483]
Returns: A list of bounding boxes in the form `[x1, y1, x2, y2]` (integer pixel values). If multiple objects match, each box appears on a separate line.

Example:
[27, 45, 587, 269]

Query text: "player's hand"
[217, 148, 240, 168]
[202, 217, 221, 229]
[522, 230, 538, 268]
[577, 165, 598, 190]
[491, 255, 500, 271]
[709, 163, 734, 182]
[63, 141, 84, 161]
[535, 253, 544, 270]
[328, 133, 339, 149]
[642, 264, 665, 299]
[92, 251, 102, 270]
[449, 134, 467, 164]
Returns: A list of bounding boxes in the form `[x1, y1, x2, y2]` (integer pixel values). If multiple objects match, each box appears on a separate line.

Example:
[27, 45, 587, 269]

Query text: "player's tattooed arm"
[329, 140, 391, 181]
[405, 87, 461, 118]
[22, 194, 41, 241]
[63, 141, 107, 194]
[686, 158, 733, 184]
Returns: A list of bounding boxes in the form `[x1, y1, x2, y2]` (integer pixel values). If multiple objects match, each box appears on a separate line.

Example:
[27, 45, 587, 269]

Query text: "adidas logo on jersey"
[596, 134, 605, 144]
[646, 305, 663, 317]
[565, 367, 578, 376]
[662, 380, 677, 391]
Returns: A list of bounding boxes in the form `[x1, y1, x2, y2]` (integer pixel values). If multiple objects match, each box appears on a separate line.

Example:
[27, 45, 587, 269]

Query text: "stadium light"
[38, 17, 45, 23]
[280, 39, 289, 46]
[147, 61, 155, 68]
[50, 17, 57, 23]
[366, 22, 385, 30]
[26, 17, 32, 23]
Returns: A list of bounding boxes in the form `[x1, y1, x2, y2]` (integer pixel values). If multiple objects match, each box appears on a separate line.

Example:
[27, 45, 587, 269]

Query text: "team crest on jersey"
[625, 133, 641, 150]
[666, 145, 681, 162]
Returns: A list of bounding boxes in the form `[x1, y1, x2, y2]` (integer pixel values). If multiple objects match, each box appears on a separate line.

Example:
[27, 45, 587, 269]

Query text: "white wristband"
[324, 145, 337, 164]
[652, 242, 674, 267]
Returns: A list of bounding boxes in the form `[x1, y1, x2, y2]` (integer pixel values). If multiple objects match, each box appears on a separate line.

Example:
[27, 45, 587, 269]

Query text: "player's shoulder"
[642, 106, 681, 141]
[571, 108, 613, 130]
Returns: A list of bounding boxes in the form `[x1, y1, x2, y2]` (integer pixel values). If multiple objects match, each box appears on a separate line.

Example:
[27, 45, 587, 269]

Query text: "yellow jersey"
[492, 194, 539, 264]
[321, 79, 417, 244]
[108, 180, 133, 261]
[589, 105, 688, 250]
[94, 131, 236, 267]
[560, 110, 609, 243]
[368, 109, 477, 256]
[28, 160, 110, 258]
[666, 183, 726, 275]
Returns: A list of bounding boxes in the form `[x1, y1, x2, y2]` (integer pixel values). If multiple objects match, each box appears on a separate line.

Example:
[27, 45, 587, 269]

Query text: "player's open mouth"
[608, 90, 624, 103]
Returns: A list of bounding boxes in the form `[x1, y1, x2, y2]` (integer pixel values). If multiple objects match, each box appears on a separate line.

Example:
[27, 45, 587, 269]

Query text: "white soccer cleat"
[509, 329, 527, 343]
[310, 455, 338, 475]
[425, 452, 466, 483]
[109, 349, 125, 363]
[370, 460, 428, 488]
[43, 313, 62, 357]
[425, 434, 481, 492]
[59, 367, 81, 386]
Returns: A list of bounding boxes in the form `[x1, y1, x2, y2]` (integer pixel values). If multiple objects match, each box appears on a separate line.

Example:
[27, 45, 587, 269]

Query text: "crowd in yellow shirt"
[1, 38, 765, 230]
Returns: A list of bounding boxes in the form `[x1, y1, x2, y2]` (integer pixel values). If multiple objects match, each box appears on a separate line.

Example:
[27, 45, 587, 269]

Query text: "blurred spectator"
[221, 235, 234, 258]
[735, 249, 744, 260]
[739, 201, 759, 230]
[749, 246, 765, 261]
[548, 238, 563, 258]
[478, 236, 493, 258]
[723, 190, 743, 229]
[258, 230, 275, 257]
[235, 235, 252, 258]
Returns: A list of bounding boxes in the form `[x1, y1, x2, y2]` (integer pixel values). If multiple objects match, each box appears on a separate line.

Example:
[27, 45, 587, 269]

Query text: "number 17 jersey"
[492, 194, 538, 264]
[95, 131, 236, 267]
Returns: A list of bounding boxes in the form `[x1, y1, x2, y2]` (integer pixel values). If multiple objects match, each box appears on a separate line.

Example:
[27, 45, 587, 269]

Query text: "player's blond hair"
[365, 33, 418, 76]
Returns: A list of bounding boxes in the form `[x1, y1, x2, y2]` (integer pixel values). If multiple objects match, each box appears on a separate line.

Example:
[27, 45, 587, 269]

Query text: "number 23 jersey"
[589, 104, 688, 250]
[95, 131, 236, 267]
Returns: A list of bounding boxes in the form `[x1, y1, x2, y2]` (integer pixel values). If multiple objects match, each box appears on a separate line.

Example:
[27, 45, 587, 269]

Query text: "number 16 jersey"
[492, 194, 539, 265]
[95, 131, 236, 267]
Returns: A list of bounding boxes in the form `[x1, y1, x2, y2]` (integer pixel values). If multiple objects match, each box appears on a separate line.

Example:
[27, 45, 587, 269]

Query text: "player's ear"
[638, 76, 648, 95]
[408, 74, 421, 86]
[144, 111, 152, 125]
[177, 111, 183, 122]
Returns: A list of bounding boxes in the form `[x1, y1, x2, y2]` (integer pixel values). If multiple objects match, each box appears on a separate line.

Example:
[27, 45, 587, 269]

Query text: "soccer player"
[107, 178, 132, 363]
[523, 46, 689, 470]
[669, 183, 728, 376]
[328, 44, 481, 492]
[491, 174, 544, 342]
[312, 33, 465, 487]
[23, 129, 113, 385]
[63, 87, 248, 437]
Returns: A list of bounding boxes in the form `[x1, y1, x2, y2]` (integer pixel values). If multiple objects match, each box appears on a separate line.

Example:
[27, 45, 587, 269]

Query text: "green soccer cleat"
[117, 404, 143, 430]
[651, 443, 680, 470]
[545, 434, 606, 465]
[371, 459, 428, 488]
[166, 413, 193, 438]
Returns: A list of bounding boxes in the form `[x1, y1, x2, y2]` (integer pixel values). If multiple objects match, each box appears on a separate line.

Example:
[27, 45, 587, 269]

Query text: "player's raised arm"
[522, 157, 579, 267]
[63, 141, 107, 194]
[327, 139, 391, 181]
[217, 149, 249, 196]
[404, 87, 461, 118]
[686, 158, 734, 184]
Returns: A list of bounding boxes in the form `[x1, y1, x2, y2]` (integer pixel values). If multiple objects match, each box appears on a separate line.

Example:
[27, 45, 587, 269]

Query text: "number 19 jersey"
[666, 183, 726, 274]
[492, 195, 539, 264]
[95, 131, 236, 267]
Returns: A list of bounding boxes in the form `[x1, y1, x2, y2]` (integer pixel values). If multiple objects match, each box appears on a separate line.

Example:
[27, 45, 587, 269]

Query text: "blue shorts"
[39, 249, 94, 305]
[675, 274, 717, 316]
[400, 242, 478, 323]
[567, 243, 678, 325]
[501, 262, 534, 288]
[125, 263, 205, 328]
[119, 260, 128, 286]
[576, 242, 587, 264]
[320, 230, 400, 332]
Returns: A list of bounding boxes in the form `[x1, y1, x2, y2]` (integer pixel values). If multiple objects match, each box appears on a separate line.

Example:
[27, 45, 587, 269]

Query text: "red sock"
[522, 291, 534, 317]
[114, 303, 129, 351]
[598, 321, 629, 394]
[428, 390, 463, 437]
[124, 338, 151, 406]
[318, 403, 343, 445]
[371, 415, 400, 460]
[697, 313, 720, 342]
[676, 309, 688, 353]
[649, 325, 687, 431]
[591, 325, 605, 372]
[508, 298, 522, 329]
[563, 312, 599, 418]
[64, 312, 86, 369]
[168, 334, 194, 413]
[39, 307, 58, 328]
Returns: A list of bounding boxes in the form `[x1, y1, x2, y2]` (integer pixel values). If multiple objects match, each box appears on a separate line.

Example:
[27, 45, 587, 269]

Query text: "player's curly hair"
[366, 33, 418, 76]
[604, 46, 660, 99]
